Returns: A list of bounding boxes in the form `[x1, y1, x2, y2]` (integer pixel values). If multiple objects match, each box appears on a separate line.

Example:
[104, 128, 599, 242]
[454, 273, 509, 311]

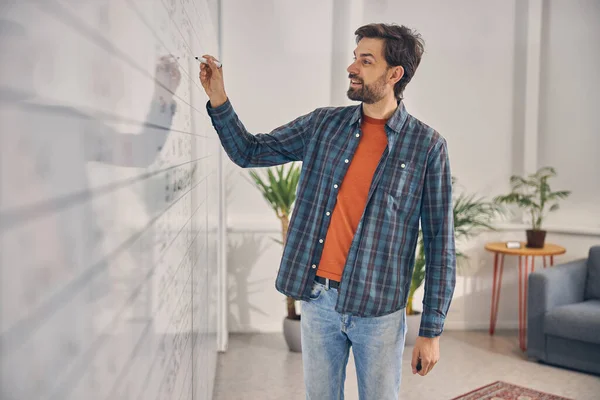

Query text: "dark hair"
[354, 23, 424, 100]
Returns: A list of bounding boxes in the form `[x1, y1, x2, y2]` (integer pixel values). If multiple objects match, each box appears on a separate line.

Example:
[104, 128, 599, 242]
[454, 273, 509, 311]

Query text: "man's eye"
[352, 57, 370, 65]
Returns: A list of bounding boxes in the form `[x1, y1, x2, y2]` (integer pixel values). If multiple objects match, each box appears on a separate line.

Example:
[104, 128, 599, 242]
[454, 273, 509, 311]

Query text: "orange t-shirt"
[316, 114, 388, 282]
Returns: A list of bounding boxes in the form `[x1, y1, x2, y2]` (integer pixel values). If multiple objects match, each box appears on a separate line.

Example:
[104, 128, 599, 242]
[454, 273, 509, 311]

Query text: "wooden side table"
[484, 242, 566, 351]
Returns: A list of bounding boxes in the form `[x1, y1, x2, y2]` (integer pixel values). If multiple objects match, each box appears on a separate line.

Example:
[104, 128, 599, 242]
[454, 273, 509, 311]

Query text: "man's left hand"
[411, 336, 440, 376]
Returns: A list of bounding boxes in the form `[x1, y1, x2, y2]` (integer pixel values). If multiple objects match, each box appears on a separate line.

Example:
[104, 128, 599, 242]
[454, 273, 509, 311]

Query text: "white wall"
[220, 0, 335, 331]
[0, 1, 221, 399]
[538, 0, 600, 229]
[365, 0, 518, 196]
[220, 0, 334, 220]
[220, 0, 600, 333]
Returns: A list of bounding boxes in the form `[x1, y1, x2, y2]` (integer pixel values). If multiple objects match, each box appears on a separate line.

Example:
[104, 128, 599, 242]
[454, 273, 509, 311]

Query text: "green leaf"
[492, 166, 570, 230]
[266, 168, 287, 212]
[247, 162, 303, 223]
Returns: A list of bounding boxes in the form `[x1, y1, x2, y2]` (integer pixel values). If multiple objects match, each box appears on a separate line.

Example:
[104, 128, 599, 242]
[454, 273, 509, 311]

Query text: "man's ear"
[389, 65, 404, 85]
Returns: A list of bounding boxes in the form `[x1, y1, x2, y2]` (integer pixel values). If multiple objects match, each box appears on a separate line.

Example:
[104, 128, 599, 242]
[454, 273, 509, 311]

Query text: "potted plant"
[493, 166, 571, 248]
[247, 162, 302, 352]
[405, 177, 503, 345]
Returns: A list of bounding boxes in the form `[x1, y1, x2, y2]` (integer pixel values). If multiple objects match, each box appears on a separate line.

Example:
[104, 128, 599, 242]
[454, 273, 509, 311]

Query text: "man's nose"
[347, 62, 359, 75]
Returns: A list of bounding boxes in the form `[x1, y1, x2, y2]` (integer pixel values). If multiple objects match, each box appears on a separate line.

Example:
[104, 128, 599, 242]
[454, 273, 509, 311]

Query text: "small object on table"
[506, 241, 521, 249]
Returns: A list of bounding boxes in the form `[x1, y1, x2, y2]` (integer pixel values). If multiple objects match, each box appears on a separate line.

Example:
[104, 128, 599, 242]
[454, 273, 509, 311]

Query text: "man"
[201, 23, 456, 399]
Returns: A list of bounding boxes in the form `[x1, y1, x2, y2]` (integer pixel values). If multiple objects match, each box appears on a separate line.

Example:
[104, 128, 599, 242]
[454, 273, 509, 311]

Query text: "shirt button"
[356, 133, 360, 137]
[326, 212, 331, 216]
[334, 184, 338, 189]
[345, 159, 349, 163]
[319, 239, 324, 243]
[401, 163, 406, 168]
[311, 264, 317, 269]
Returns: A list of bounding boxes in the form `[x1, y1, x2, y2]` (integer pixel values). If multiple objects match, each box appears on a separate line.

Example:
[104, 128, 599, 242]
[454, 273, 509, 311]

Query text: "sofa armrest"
[527, 258, 588, 360]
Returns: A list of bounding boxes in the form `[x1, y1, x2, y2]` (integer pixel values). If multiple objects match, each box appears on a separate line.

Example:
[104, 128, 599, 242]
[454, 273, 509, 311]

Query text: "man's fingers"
[418, 359, 437, 376]
[201, 54, 216, 67]
[419, 360, 429, 376]
[199, 63, 210, 80]
[207, 58, 221, 76]
[199, 70, 208, 88]
[202, 54, 223, 73]
[411, 348, 420, 374]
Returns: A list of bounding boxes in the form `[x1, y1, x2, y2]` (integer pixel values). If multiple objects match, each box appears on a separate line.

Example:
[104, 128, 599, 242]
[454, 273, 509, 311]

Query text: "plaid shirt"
[207, 99, 456, 337]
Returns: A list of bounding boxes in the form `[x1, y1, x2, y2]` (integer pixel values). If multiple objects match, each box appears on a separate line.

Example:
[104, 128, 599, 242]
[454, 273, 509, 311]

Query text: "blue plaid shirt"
[207, 99, 456, 337]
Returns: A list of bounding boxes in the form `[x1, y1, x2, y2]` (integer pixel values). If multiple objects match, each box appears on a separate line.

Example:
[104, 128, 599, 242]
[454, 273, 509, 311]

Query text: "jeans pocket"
[308, 282, 325, 301]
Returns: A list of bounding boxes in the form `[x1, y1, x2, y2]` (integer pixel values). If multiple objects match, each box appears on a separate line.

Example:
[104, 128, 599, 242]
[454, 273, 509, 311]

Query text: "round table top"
[484, 242, 566, 256]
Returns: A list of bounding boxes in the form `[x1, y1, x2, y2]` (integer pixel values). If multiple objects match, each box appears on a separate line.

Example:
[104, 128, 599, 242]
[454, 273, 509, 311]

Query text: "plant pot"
[405, 311, 421, 346]
[283, 316, 302, 352]
[526, 229, 546, 248]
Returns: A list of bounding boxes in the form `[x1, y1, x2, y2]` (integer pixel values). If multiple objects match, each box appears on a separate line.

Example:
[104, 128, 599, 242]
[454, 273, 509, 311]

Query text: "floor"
[213, 330, 600, 400]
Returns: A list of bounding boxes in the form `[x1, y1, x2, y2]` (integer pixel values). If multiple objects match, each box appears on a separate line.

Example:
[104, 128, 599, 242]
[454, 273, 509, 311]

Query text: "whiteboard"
[0, 0, 221, 399]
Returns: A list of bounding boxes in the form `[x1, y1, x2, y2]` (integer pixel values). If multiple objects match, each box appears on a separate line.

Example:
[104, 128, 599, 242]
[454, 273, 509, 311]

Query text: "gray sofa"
[527, 245, 600, 375]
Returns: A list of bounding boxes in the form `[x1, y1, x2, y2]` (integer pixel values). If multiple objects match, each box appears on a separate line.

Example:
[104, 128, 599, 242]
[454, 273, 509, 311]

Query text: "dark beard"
[346, 85, 382, 104]
[346, 74, 387, 104]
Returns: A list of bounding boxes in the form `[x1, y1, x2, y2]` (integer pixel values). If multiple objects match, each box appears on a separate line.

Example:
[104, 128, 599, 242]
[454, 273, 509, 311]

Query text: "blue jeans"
[301, 280, 407, 400]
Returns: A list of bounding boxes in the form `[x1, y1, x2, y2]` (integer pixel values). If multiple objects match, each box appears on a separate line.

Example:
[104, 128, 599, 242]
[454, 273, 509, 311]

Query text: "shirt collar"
[349, 100, 409, 134]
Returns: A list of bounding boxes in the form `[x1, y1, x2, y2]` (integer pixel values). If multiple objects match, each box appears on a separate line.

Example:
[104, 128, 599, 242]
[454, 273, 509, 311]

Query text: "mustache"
[348, 74, 363, 83]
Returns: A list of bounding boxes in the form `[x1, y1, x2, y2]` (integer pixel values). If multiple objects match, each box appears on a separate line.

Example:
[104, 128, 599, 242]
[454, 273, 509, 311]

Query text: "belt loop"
[325, 278, 330, 290]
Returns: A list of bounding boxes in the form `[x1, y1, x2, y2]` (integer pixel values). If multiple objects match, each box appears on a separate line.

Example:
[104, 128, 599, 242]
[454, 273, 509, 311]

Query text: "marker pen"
[196, 56, 222, 68]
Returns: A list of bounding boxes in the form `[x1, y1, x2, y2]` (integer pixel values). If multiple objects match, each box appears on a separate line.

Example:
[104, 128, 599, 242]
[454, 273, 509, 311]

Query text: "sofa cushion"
[544, 300, 600, 344]
[585, 246, 600, 300]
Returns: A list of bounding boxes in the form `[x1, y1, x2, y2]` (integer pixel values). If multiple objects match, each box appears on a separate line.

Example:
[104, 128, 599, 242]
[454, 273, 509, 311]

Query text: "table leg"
[523, 256, 533, 351]
[489, 253, 504, 335]
[551, 255, 554, 266]
[518, 256, 523, 349]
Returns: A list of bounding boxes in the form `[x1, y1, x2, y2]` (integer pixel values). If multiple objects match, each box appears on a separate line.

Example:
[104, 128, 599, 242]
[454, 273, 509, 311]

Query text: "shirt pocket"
[380, 160, 422, 201]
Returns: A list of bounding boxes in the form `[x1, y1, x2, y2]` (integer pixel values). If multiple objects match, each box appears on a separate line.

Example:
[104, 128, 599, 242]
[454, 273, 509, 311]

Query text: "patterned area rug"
[451, 381, 573, 400]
